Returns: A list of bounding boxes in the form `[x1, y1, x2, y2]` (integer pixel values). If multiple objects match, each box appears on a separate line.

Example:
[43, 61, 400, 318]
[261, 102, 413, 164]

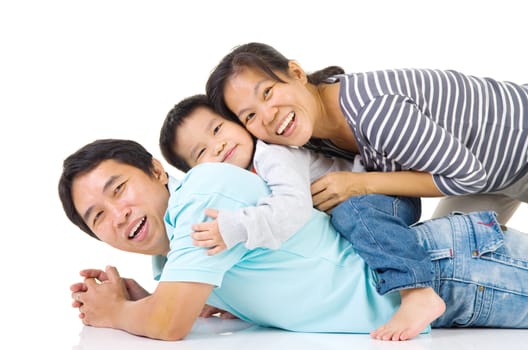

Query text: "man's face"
[72, 159, 170, 256]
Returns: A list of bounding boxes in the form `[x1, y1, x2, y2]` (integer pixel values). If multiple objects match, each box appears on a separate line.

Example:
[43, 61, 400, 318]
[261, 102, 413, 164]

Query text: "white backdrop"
[1, 1, 526, 348]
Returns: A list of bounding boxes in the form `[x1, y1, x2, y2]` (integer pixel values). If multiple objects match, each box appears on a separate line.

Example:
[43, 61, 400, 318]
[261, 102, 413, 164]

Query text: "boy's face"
[71, 159, 170, 256]
[174, 107, 255, 169]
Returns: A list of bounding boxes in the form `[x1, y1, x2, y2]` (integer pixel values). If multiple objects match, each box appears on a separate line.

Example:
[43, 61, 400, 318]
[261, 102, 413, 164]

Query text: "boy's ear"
[288, 60, 308, 84]
[152, 158, 168, 184]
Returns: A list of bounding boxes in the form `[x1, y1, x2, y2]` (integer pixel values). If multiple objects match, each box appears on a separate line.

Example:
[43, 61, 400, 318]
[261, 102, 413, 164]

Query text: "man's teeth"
[129, 217, 146, 238]
[276, 112, 295, 135]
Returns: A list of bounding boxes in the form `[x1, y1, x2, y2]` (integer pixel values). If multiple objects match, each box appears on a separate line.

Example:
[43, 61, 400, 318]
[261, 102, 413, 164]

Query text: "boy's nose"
[215, 141, 226, 155]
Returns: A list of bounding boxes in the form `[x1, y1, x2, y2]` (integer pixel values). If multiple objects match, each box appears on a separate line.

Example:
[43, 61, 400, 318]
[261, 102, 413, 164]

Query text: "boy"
[159, 94, 444, 340]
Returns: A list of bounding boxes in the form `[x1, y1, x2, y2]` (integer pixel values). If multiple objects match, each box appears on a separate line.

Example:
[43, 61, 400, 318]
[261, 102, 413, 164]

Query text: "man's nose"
[111, 205, 131, 228]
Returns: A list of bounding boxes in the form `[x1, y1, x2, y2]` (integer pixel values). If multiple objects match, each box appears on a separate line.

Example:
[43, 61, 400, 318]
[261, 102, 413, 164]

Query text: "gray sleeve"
[217, 141, 313, 249]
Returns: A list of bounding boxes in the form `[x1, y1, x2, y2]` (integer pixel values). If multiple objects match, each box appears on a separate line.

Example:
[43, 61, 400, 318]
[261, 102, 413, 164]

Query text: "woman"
[205, 42, 528, 223]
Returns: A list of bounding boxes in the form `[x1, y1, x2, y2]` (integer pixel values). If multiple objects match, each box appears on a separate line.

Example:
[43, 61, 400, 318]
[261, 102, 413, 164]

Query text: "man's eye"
[114, 182, 125, 194]
[93, 211, 103, 226]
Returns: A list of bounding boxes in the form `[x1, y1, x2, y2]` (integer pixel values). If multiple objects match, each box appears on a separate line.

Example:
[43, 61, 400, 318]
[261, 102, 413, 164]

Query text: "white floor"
[72, 318, 528, 350]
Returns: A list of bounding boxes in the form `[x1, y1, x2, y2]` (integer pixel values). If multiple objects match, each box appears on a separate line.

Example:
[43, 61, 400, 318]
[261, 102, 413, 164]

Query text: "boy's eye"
[213, 123, 222, 135]
[196, 148, 205, 160]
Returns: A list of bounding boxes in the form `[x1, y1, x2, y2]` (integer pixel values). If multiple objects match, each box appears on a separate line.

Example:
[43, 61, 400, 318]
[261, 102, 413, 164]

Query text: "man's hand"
[73, 267, 150, 303]
[200, 304, 238, 319]
[71, 266, 130, 327]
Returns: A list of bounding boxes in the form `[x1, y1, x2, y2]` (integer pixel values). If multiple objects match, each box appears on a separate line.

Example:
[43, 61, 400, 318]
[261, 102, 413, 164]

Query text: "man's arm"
[77, 266, 214, 341]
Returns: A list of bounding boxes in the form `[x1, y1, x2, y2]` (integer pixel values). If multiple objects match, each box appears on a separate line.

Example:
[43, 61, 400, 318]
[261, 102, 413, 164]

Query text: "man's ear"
[288, 60, 308, 84]
[152, 158, 168, 184]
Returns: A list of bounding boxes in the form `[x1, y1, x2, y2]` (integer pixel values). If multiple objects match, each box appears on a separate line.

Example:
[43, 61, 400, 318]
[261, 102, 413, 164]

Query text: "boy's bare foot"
[370, 287, 445, 341]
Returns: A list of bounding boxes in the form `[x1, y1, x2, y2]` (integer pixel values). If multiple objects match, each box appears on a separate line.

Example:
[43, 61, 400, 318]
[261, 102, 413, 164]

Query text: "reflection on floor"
[73, 317, 528, 350]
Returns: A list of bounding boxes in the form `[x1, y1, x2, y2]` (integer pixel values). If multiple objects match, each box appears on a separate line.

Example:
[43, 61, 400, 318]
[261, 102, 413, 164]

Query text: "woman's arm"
[357, 95, 487, 195]
[311, 170, 441, 212]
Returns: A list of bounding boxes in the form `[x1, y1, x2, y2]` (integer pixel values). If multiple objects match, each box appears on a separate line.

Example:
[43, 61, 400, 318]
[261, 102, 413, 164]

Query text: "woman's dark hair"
[58, 139, 155, 239]
[206, 42, 344, 119]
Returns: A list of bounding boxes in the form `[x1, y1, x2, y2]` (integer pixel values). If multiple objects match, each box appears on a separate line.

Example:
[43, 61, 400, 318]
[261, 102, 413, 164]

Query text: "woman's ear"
[152, 158, 168, 184]
[288, 60, 308, 83]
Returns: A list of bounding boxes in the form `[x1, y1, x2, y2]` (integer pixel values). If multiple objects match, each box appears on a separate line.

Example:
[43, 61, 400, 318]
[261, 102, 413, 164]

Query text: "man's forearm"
[119, 282, 214, 340]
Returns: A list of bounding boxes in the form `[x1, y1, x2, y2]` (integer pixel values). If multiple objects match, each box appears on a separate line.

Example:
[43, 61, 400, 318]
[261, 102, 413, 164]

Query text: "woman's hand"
[311, 170, 442, 212]
[311, 171, 366, 212]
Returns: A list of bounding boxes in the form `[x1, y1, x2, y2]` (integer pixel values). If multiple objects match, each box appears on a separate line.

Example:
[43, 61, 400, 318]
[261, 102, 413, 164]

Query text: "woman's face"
[223, 63, 318, 147]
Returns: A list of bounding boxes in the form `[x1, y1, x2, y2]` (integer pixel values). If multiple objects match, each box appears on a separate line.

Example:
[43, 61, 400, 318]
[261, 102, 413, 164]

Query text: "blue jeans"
[331, 194, 432, 295]
[413, 211, 528, 328]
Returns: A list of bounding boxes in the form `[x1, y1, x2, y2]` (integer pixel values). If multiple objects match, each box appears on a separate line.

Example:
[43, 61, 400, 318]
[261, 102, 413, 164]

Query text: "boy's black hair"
[159, 94, 214, 172]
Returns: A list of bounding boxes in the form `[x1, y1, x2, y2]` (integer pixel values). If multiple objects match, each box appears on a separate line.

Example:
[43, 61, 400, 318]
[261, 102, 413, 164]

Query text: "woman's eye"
[263, 86, 272, 99]
[245, 113, 255, 124]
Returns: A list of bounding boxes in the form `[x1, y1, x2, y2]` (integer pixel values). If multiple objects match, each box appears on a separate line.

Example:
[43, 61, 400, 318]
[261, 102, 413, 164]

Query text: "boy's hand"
[192, 209, 227, 255]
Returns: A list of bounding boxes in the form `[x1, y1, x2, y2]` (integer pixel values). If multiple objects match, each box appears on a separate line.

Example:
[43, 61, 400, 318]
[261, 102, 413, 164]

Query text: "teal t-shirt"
[156, 162, 404, 333]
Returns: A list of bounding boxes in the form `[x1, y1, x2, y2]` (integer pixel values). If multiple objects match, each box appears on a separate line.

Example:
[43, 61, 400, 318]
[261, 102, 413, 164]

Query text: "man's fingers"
[105, 265, 121, 282]
[80, 269, 106, 279]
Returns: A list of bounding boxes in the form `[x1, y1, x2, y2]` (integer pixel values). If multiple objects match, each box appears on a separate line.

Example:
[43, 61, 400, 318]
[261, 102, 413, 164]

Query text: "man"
[60, 139, 528, 341]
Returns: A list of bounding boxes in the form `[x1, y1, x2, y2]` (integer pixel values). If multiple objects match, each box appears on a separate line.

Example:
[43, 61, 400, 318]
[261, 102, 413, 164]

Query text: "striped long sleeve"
[310, 69, 528, 195]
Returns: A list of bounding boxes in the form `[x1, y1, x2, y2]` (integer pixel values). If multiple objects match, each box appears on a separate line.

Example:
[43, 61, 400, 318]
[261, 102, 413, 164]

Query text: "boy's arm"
[216, 142, 314, 250]
[77, 266, 213, 341]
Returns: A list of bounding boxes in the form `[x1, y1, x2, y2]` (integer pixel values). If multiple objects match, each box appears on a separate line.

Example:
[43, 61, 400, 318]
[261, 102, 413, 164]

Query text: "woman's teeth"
[276, 112, 295, 135]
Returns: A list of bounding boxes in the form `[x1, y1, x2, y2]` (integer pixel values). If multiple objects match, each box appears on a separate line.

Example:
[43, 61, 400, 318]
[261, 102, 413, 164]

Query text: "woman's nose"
[260, 105, 280, 127]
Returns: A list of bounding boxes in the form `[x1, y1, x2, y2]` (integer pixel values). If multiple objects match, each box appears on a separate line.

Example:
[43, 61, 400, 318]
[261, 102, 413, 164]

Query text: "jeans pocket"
[434, 281, 483, 327]
[468, 211, 504, 257]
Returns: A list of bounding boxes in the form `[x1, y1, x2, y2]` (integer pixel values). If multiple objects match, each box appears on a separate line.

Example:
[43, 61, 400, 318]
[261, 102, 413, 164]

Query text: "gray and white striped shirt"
[305, 69, 528, 195]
